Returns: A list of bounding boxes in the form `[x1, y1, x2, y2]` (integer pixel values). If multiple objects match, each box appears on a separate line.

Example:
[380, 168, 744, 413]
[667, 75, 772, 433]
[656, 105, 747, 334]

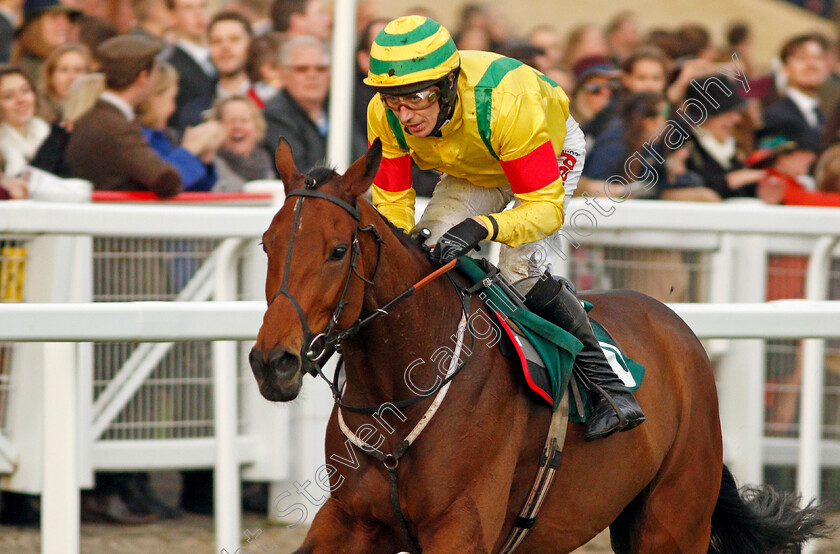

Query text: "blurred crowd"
[0, 1, 838, 209]
[1, 0, 840, 527]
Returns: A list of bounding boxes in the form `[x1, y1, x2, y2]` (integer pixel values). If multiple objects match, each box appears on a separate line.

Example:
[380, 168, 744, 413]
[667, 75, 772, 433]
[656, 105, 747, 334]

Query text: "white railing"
[0, 197, 839, 553]
[1, 300, 839, 552]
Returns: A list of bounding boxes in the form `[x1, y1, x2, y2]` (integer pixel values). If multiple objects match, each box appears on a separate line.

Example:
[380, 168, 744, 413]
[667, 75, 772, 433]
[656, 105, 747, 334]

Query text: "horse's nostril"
[249, 347, 267, 376]
[268, 349, 301, 375]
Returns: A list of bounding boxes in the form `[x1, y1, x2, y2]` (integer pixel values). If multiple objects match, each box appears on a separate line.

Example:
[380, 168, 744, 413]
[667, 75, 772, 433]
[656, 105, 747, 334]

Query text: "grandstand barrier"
[0, 194, 839, 552]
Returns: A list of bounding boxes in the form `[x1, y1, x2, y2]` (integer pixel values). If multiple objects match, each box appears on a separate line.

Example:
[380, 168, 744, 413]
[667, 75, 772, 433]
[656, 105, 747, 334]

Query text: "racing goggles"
[380, 87, 440, 111]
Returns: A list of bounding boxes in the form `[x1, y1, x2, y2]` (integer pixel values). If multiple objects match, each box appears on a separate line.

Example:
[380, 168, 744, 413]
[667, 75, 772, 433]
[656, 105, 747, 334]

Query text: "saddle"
[456, 257, 645, 420]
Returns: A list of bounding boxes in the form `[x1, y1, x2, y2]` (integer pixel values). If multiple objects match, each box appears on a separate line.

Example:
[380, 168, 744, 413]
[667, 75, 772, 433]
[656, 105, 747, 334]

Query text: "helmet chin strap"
[429, 68, 460, 136]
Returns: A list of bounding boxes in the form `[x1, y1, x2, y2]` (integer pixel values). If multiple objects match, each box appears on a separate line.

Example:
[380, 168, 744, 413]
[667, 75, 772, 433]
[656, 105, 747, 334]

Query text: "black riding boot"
[522, 274, 645, 441]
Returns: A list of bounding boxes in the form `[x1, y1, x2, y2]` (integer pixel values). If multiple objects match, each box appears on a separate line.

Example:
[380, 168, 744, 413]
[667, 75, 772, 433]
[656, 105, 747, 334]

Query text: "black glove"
[429, 218, 488, 266]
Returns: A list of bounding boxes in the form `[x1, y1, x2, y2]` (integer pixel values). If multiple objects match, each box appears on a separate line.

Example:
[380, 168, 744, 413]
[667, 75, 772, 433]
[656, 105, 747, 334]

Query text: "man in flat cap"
[67, 35, 182, 198]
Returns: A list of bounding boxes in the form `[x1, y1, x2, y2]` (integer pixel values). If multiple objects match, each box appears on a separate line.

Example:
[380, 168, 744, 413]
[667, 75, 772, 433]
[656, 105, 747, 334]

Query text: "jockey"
[365, 15, 644, 441]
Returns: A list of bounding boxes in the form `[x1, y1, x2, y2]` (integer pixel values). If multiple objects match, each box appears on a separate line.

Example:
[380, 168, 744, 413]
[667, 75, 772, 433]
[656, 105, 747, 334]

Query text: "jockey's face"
[384, 87, 441, 137]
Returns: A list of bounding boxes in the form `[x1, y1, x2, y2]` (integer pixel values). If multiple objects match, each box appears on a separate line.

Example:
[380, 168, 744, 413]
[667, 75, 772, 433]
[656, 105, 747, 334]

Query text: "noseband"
[268, 184, 384, 376]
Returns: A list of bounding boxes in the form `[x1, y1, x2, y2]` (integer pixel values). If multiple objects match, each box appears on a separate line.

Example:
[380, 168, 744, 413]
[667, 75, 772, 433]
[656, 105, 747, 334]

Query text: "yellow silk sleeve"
[372, 185, 416, 232]
[476, 176, 566, 247]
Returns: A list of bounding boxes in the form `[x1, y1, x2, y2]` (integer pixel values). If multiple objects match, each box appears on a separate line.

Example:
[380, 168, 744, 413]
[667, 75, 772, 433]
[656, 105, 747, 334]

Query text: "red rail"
[92, 191, 275, 203]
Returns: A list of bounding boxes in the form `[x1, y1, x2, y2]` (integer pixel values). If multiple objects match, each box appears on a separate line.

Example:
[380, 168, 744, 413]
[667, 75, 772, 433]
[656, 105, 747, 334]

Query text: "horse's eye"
[260, 241, 267, 253]
[328, 245, 349, 261]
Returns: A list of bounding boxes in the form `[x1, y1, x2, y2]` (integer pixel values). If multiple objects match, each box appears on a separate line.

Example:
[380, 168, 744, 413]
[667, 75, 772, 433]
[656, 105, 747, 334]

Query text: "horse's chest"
[336, 464, 393, 518]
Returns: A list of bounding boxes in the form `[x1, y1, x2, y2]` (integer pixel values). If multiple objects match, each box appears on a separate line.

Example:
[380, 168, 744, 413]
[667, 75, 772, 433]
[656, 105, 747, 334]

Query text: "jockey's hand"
[429, 218, 487, 266]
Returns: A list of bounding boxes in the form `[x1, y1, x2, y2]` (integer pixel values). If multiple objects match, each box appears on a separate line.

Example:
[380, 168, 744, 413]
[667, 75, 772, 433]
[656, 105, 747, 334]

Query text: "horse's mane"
[304, 165, 428, 259]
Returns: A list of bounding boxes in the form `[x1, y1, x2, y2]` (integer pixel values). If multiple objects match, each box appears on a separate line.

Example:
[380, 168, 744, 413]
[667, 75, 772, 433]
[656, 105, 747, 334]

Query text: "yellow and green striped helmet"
[364, 16, 460, 91]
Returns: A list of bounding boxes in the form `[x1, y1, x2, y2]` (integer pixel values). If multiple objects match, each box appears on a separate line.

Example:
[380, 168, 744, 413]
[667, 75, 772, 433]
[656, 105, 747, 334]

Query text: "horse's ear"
[275, 137, 303, 194]
[341, 138, 382, 200]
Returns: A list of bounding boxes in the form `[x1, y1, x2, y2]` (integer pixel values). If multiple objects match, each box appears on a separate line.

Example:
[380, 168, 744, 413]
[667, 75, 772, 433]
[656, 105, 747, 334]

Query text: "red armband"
[374, 154, 413, 192]
[500, 141, 561, 194]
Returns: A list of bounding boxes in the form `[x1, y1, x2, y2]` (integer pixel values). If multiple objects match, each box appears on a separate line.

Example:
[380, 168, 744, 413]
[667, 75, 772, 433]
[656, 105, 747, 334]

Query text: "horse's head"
[249, 138, 383, 401]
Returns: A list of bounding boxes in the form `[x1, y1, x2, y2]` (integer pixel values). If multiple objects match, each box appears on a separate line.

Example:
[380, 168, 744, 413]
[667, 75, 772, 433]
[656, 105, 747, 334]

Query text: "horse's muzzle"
[249, 346, 303, 401]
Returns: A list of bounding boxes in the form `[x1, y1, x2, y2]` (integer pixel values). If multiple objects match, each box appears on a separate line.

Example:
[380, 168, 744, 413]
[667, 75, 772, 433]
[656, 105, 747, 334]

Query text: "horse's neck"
[340, 202, 463, 404]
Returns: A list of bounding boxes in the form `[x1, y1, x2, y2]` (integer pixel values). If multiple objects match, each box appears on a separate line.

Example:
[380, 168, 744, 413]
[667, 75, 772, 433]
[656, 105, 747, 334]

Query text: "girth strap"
[498, 392, 570, 553]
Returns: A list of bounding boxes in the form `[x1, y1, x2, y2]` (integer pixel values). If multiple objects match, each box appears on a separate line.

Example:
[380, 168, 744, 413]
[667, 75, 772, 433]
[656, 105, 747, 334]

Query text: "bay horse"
[249, 138, 829, 553]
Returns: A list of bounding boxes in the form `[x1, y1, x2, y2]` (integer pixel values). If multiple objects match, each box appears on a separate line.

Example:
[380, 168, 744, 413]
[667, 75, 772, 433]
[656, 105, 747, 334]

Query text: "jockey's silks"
[367, 50, 570, 247]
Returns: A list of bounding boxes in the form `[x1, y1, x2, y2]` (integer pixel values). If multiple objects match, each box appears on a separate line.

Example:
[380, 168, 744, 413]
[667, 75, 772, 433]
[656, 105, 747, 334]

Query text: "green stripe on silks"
[385, 109, 409, 151]
[538, 73, 559, 87]
[474, 57, 524, 160]
[375, 18, 441, 47]
[369, 38, 457, 77]
[456, 256, 583, 411]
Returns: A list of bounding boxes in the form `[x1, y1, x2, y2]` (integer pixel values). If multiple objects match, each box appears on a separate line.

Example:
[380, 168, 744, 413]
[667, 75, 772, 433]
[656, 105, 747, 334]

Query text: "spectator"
[543, 64, 573, 93]
[562, 24, 609, 71]
[818, 38, 840, 119]
[245, 30, 284, 105]
[0, 0, 20, 62]
[225, 0, 271, 36]
[621, 46, 669, 95]
[725, 21, 756, 78]
[136, 60, 221, 191]
[452, 3, 508, 51]
[0, 65, 50, 177]
[31, 71, 104, 176]
[55, 69, 103, 123]
[815, 143, 840, 193]
[165, 0, 214, 131]
[72, 15, 117, 67]
[570, 56, 620, 148]
[673, 23, 716, 61]
[664, 76, 763, 202]
[495, 38, 548, 71]
[763, 33, 829, 153]
[67, 35, 182, 198]
[454, 26, 491, 51]
[263, 35, 329, 172]
[37, 42, 91, 122]
[605, 11, 641, 65]
[646, 27, 679, 60]
[527, 24, 563, 71]
[582, 92, 670, 194]
[211, 95, 273, 191]
[355, 0, 376, 33]
[176, 9, 255, 126]
[270, 0, 331, 41]
[208, 11, 253, 100]
[12, 0, 79, 82]
[0, 173, 27, 199]
[129, 0, 175, 56]
[749, 128, 840, 206]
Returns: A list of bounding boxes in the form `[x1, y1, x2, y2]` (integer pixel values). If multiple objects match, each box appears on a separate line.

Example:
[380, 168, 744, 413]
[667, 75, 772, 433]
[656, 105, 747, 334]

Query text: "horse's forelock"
[306, 166, 340, 189]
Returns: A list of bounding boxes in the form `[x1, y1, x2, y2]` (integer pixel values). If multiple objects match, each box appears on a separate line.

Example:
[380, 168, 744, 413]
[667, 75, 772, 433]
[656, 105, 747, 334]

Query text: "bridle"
[266, 181, 470, 413]
[268, 182, 384, 373]
[266, 181, 473, 553]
